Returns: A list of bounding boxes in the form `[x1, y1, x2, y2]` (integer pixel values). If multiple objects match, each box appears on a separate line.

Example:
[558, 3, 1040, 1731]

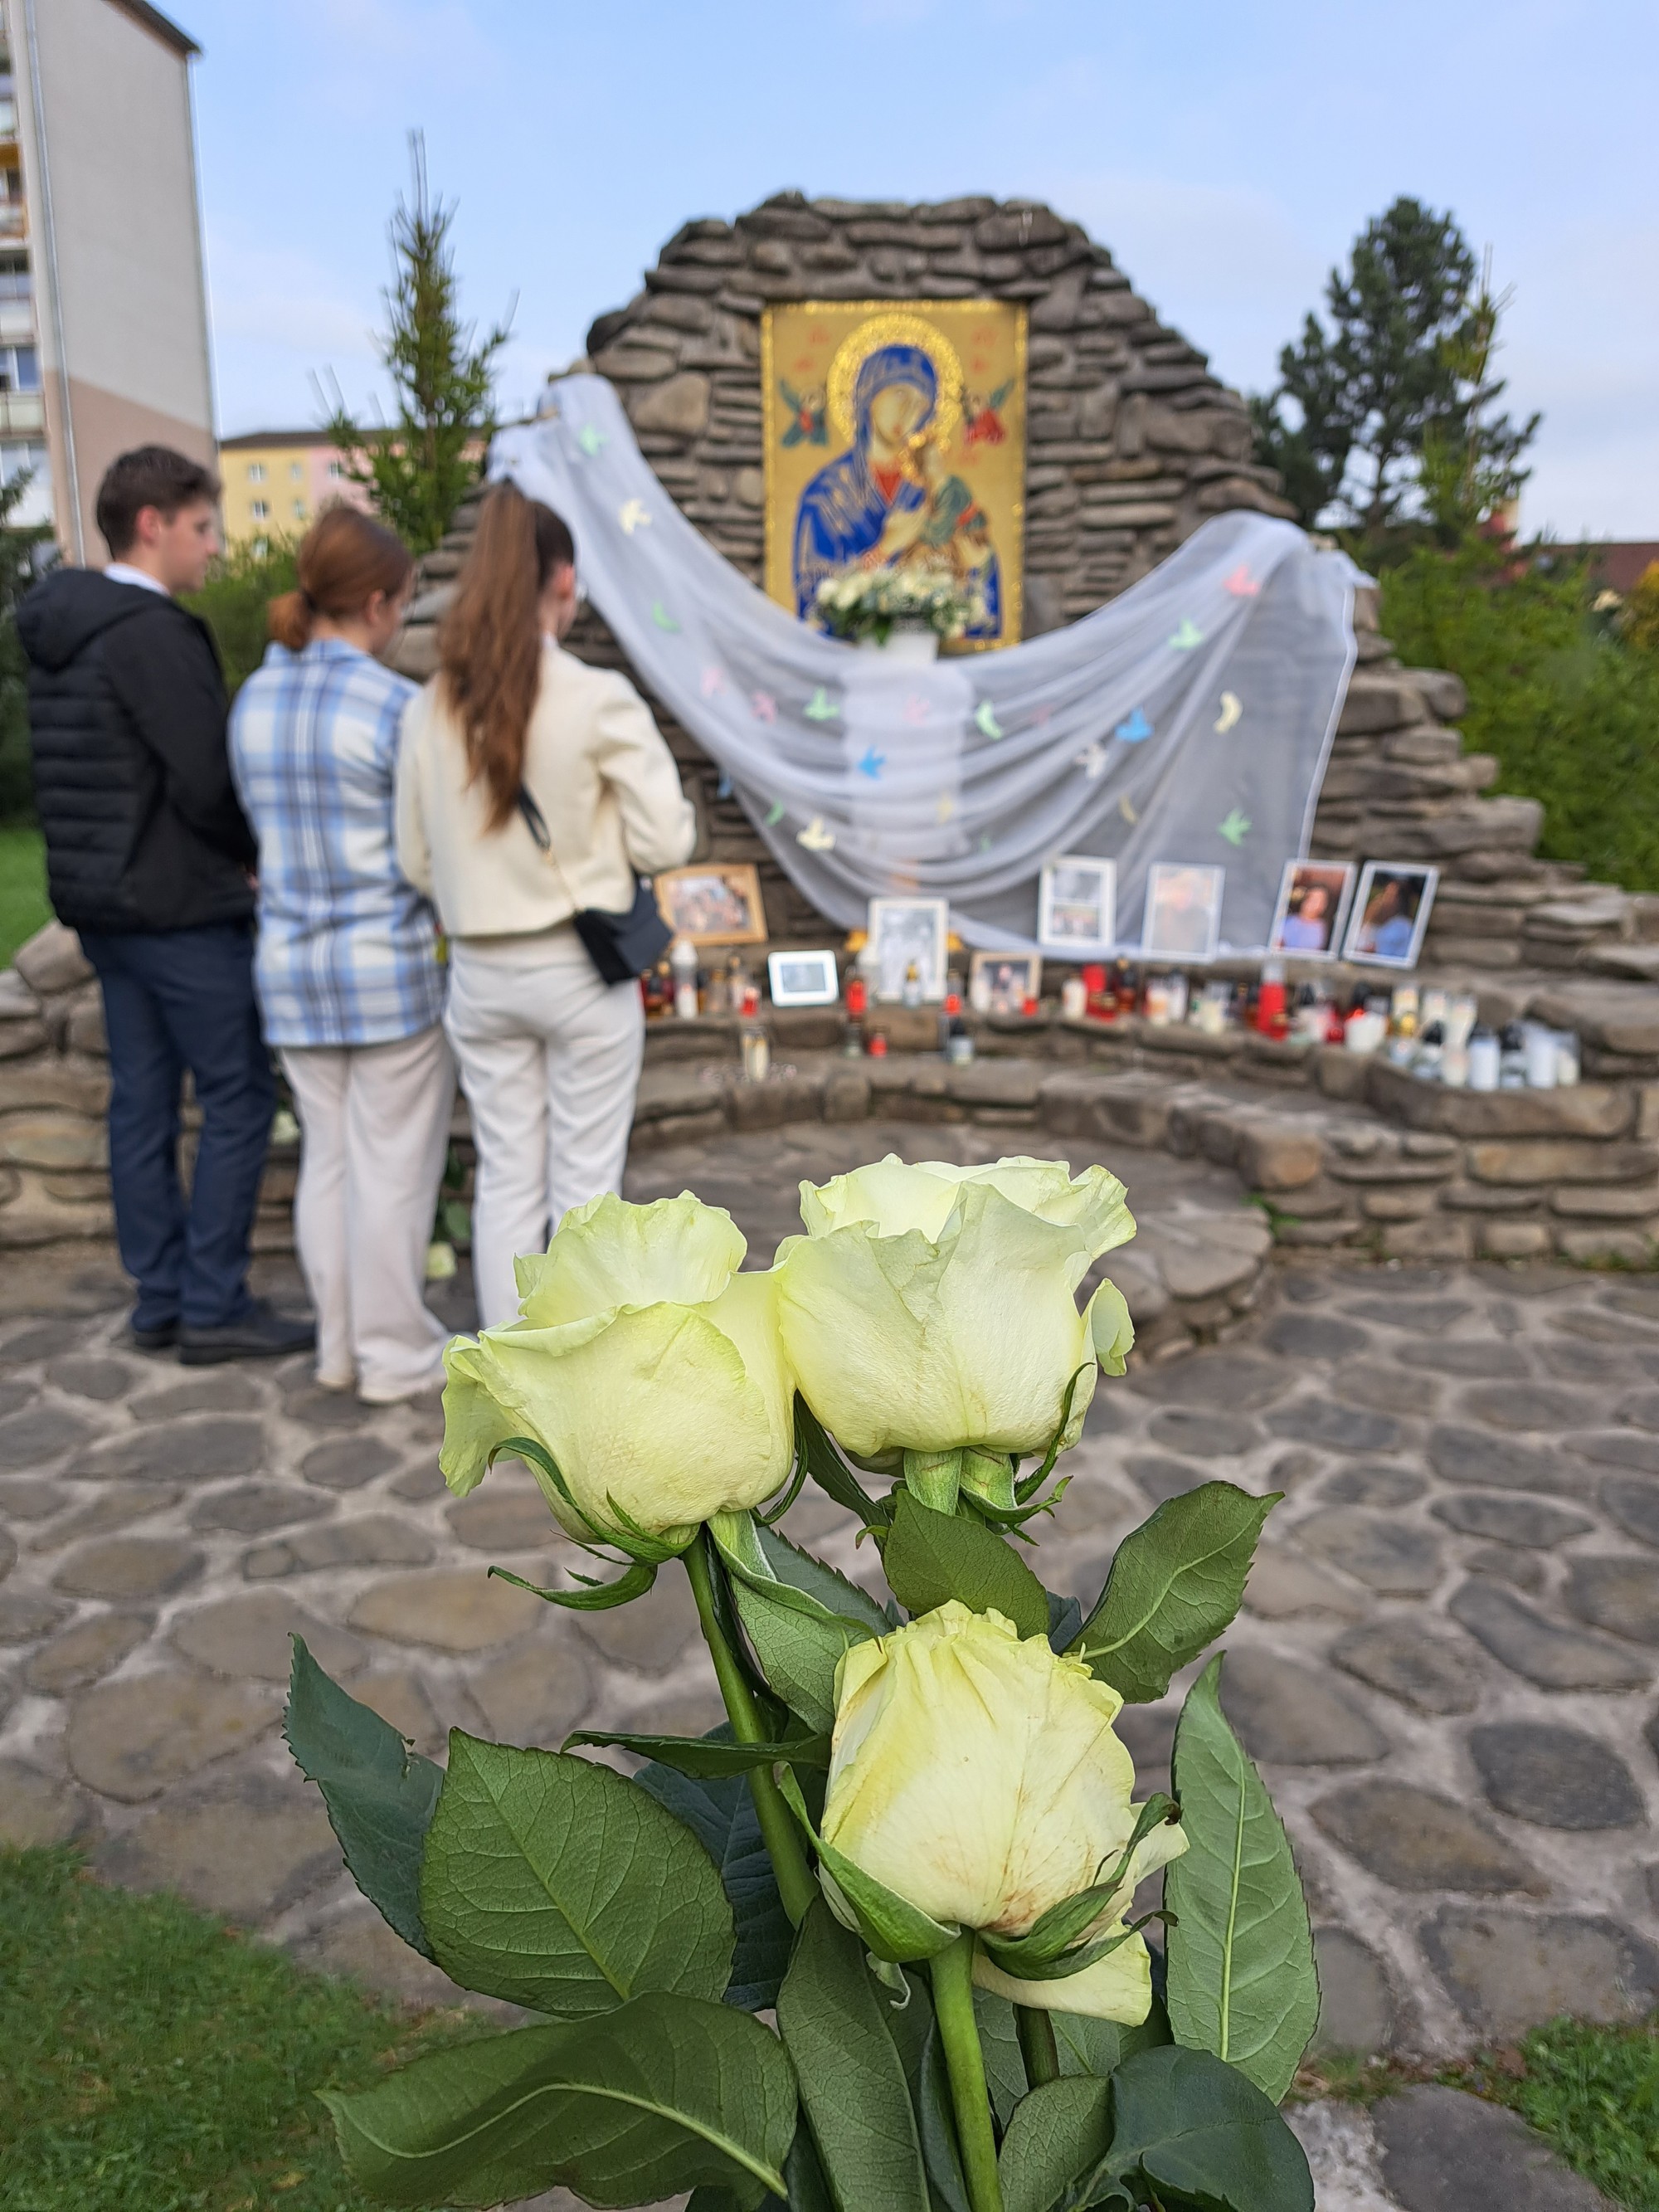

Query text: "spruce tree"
[324, 134, 512, 554]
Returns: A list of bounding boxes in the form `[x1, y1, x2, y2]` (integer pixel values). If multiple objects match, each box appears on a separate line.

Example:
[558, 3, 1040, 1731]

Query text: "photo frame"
[1038, 853, 1117, 953]
[1268, 860, 1355, 961]
[654, 863, 768, 948]
[767, 949, 840, 1007]
[969, 950, 1043, 1012]
[1141, 863, 1224, 963]
[867, 896, 951, 1001]
[1343, 860, 1439, 969]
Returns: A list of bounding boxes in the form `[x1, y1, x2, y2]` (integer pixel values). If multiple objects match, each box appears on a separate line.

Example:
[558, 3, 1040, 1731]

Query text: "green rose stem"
[683, 1532, 818, 1927]
[929, 1932, 1005, 2212]
[1014, 2002, 1061, 2088]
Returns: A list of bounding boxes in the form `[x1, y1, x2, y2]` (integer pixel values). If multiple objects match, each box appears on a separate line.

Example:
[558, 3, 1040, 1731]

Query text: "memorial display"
[1267, 859, 1355, 958]
[1343, 860, 1438, 967]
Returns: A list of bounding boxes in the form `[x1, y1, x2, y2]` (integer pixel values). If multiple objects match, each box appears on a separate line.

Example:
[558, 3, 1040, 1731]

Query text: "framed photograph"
[969, 950, 1043, 1013]
[654, 863, 768, 948]
[867, 896, 950, 1001]
[1039, 854, 1116, 953]
[1141, 863, 1224, 963]
[1268, 860, 1355, 960]
[1343, 860, 1439, 968]
[767, 949, 840, 1007]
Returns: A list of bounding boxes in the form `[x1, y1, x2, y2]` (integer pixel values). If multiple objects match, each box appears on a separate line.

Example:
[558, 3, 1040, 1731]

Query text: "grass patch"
[1301, 2011, 1659, 2211]
[0, 1844, 479, 2210]
[0, 822, 48, 967]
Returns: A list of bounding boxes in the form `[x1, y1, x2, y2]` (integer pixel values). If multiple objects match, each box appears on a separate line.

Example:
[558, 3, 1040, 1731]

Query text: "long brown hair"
[268, 505, 414, 650]
[437, 482, 575, 829]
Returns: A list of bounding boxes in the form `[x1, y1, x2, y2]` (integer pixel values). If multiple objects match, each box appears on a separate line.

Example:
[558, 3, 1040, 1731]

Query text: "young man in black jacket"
[18, 446, 314, 1364]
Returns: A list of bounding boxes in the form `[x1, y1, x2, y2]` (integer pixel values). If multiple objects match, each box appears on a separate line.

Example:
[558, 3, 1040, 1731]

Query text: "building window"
[0, 255, 29, 301]
[289, 460, 302, 480]
[250, 499, 269, 521]
[292, 500, 306, 519]
[252, 537, 269, 558]
[246, 461, 266, 483]
[327, 460, 344, 480]
[0, 436, 45, 483]
[0, 343, 35, 390]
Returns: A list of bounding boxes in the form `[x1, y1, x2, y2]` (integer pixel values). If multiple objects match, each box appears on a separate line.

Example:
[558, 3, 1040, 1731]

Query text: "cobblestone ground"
[2, 1122, 1655, 2210]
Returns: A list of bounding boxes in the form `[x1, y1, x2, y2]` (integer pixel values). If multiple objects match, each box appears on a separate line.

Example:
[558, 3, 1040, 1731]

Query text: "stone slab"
[52, 1535, 203, 1601]
[1449, 1578, 1653, 1689]
[1419, 1906, 1659, 2037]
[1561, 1554, 1659, 1646]
[171, 1591, 368, 1683]
[94, 1761, 342, 1923]
[242, 1513, 437, 1580]
[348, 1569, 547, 1653]
[1373, 2084, 1612, 2212]
[1311, 1781, 1543, 1894]
[0, 1756, 100, 1845]
[1219, 1646, 1388, 1765]
[1431, 1493, 1592, 1547]
[66, 1670, 281, 1802]
[1293, 1507, 1443, 1596]
[1468, 1721, 1643, 1830]
[27, 1610, 152, 1694]
[1330, 1620, 1481, 1714]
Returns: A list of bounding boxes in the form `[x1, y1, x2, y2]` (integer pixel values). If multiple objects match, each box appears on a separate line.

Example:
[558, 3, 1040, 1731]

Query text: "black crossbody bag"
[515, 786, 672, 986]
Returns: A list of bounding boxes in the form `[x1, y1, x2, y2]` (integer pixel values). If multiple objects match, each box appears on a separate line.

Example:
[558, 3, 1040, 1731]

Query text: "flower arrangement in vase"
[813, 562, 985, 646]
[285, 1157, 1321, 2212]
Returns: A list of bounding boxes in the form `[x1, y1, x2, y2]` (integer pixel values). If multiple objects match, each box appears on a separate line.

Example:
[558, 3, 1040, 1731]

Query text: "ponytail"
[437, 481, 575, 830]
[267, 505, 415, 651]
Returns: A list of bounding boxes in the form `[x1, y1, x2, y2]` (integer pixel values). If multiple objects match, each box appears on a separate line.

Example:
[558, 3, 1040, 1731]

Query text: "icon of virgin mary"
[791, 332, 1003, 640]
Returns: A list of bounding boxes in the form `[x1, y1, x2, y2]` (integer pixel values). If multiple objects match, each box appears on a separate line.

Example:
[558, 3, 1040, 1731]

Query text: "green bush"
[1379, 540, 1659, 892]
[184, 535, 299, 697]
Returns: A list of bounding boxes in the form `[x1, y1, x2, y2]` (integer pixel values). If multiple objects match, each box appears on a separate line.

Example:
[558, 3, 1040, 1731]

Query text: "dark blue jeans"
[80, 924, 275, 1331]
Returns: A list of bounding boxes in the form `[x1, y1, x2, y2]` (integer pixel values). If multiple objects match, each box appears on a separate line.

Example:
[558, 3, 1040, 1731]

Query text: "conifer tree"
[324, 134, 512, 554]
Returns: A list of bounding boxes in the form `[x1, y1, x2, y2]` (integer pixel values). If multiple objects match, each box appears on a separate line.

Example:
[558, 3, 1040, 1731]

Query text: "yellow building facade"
[217, 429, 367, 549]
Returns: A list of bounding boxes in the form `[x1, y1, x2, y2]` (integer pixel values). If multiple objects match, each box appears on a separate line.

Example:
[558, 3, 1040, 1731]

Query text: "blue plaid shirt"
[229, 638, 445, 1048]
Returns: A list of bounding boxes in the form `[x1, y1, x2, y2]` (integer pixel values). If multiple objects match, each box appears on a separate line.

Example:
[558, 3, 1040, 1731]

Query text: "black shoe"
[178, 1298, 316, 1366]
[129, 1318, 179, 1352]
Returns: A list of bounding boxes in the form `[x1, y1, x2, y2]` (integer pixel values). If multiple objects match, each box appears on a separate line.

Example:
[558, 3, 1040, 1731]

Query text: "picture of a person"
[1356, 878, 1418, 961]
[1279, 883, 1332, 952]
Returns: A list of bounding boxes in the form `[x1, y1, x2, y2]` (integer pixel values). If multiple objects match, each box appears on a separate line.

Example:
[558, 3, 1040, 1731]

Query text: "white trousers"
[280, 1024, 455, 1400]
[445, 927, 645, 1331]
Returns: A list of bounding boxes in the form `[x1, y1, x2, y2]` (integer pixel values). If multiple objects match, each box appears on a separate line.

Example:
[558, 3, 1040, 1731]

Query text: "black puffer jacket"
[18, 569, 256, 934]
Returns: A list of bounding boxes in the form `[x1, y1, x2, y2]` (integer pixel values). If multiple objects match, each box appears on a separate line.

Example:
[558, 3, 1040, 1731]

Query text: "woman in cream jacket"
[396, 484, 695, 1328]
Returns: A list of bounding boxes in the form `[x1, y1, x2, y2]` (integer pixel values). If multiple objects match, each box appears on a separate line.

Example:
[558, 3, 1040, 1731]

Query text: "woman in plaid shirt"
[230, 509, 454, 1402]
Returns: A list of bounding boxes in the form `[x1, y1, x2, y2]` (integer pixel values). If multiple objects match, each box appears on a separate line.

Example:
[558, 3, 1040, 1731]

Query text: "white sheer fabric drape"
[489, 378, 1365, 956]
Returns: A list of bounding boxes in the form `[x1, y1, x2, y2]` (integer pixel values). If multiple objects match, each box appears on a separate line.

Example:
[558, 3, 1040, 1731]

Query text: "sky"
[182, 0, 1657, 540]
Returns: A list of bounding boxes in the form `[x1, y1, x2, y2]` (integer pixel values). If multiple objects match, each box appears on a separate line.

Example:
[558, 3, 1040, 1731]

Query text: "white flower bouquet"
[814, 561, 986, 643]
[285, 1160, 1321, 2212]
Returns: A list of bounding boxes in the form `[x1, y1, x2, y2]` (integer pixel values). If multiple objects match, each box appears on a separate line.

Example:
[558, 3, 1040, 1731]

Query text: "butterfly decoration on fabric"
[962, 378, 1014, 452]
[804, 688, 839, 723]
[1214, 691, 1243, 733]
[936, 792, 956, 824]
[619, 498, 651, 535]
[1114, 708, 1153, 743]
[857, 748, 885, 780]
[977, 833, 994, 854]
[777, 379, 828, 448]
[716, 769, 733, 800]
[1219, 808, 1252, 845]
[1168, 618, 1204, 650]
[576, 424, 606, 459]
[1075, 742, 1108, 781]
[974, 701, 1005, 740]
[797, 817, 836, 851]
[1223, 563, 1260, 597]
[700, 666, 727, 699]
[764, 801, 786, 826]
[1118, 794, 1139, 826]
[751, 691, 778, 724]
[650, 602, 680, 632]
[902, 694, 932, 727]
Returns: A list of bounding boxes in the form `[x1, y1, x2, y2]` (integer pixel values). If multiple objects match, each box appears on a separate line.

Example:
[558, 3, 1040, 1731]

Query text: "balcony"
[0, 100, 16, 141]
[0, 205, 25, 241]
[0, 300, 31, 344]
[0, 390, 45, 434]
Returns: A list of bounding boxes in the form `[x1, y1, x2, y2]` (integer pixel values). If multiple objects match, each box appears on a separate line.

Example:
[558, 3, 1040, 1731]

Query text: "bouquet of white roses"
[814, 562, 985, 644]
[285, 1157, 1321, 2212]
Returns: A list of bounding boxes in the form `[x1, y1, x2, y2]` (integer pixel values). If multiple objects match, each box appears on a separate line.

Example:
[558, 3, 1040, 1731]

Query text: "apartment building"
[3, 0, 215, 560]
[218, 429, 371, 550]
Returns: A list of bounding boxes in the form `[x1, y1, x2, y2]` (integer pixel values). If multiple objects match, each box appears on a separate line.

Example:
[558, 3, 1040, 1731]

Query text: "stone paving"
[2, 1120, 1656, 2209]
